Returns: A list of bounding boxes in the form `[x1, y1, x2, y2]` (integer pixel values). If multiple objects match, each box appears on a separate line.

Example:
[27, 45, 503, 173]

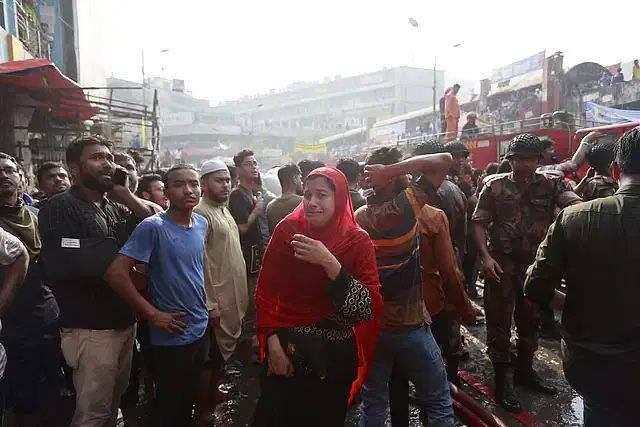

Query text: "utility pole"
[433, 56, 438, 131]
[141, 49, 146, 108]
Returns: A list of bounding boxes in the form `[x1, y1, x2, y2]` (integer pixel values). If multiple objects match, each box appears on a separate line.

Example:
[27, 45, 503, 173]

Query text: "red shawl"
[256, 167, 383, 404]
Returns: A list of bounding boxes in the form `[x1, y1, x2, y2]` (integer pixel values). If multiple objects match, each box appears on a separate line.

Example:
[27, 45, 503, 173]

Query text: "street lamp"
[407, 18, 463, 130]
[408, 18, 419, 64]
[141, 48, 171, 88]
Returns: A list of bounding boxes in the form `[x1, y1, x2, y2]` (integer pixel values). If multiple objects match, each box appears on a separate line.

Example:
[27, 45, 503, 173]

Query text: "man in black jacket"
[525, 128, 640, 427]
[39, 136, 154, 427]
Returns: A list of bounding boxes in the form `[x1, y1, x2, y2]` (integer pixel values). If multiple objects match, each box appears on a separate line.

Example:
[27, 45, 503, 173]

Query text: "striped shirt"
[355, 176, 437, 330]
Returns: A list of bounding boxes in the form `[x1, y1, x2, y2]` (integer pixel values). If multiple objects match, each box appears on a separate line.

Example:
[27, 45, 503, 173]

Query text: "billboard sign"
[492, 51, 546, 84]
[294, 142, 327, 154]
[172, 79, 185, 92]
[162, 112, 194, 126]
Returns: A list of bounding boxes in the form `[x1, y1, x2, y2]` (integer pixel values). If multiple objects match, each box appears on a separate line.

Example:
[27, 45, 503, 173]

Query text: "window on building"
[0, 0, 6, 30]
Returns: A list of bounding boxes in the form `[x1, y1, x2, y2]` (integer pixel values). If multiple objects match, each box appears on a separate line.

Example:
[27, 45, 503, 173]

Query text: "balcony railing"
[15, 0, 52, 60]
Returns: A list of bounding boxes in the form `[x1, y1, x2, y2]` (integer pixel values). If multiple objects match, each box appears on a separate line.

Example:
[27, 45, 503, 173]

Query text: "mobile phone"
[114, 169, 128, 186]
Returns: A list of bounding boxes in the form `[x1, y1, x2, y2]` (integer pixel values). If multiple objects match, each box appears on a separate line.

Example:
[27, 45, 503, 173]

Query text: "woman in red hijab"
[252, 167, 383, 427]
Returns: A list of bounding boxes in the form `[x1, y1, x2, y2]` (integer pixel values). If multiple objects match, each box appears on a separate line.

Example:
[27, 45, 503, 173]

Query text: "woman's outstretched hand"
[267, 334, 294, 377]
[291, 234, 341, 279]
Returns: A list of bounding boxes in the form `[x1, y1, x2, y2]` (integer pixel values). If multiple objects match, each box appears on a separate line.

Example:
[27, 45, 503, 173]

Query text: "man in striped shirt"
[355, 147, 455, 427]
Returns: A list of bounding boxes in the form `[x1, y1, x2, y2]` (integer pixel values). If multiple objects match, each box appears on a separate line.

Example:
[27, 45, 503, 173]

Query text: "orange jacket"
[445, 89, 460, 120]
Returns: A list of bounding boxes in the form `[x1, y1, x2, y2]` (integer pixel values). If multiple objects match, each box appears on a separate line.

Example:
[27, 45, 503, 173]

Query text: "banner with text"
[294, 142, 327, 154]
[585, 102, 640, 124]
[492, 51, 546, 84]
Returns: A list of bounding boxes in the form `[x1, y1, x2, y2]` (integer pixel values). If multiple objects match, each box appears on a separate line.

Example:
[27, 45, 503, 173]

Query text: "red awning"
[0, 59, 96, 120]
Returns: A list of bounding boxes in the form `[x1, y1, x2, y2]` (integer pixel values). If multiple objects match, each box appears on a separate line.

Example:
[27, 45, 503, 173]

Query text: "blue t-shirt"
[120, 212, 209, 346]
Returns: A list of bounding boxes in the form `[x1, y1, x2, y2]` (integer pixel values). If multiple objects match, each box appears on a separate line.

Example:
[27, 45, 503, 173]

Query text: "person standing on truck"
[472, 134, 582, 413]
[460, 112, 480, 140]
[612, 68, 624, 84]
[445, 84, 461, 141]
[633, 59, 640, 81]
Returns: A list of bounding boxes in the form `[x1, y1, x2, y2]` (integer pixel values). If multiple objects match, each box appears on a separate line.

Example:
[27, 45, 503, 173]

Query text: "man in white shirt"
[0, 227, 29, 378]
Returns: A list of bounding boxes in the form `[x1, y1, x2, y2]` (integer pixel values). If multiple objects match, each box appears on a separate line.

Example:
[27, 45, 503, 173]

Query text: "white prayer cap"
[200, 159, 229, 178]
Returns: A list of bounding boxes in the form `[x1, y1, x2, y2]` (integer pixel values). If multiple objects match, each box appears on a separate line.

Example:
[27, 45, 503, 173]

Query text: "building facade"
[1, 0, 78, 80]
[106, 76, 292, 165]
[212, 66, 445, 143]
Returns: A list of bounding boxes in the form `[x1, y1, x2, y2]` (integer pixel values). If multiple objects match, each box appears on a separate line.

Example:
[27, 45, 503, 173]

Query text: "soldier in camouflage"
[575, 142, 619, 201]
[472, 133, 582, 413]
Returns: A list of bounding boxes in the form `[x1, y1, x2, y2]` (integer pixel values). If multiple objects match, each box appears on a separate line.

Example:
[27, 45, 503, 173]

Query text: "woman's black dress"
[252, 269, 373, 427]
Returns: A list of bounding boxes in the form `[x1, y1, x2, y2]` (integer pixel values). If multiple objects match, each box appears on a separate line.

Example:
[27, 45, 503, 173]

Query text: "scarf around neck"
[0, 199, 41, 260]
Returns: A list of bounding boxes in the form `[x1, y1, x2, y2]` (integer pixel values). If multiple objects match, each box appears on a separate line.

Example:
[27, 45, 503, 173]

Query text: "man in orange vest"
[445, 84, 461, 141]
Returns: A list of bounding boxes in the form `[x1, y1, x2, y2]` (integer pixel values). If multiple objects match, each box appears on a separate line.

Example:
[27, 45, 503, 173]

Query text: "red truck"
[460, 118, 640, 171]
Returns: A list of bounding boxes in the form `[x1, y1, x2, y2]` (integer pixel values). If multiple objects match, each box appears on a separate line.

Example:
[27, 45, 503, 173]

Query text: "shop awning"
[0, 59, 96, 120]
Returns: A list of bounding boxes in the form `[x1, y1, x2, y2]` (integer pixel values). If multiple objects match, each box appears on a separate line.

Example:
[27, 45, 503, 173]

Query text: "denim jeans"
[359, 325, 454, 427]
[583, 400, 636, 427]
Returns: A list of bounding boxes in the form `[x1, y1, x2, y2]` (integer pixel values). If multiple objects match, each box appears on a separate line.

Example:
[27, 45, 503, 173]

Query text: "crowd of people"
[0, 124, 636, 427]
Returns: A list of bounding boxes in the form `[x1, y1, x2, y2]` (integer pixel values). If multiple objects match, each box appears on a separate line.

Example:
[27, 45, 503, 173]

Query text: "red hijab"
[256, 167, 382, 403]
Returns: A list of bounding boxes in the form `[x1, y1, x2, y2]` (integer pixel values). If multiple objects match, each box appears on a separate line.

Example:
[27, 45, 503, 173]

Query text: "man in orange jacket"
[445, 84, 461, 141]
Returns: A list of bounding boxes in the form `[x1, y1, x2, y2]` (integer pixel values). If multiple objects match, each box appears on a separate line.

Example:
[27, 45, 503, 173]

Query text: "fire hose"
[450, 382, 508, 427]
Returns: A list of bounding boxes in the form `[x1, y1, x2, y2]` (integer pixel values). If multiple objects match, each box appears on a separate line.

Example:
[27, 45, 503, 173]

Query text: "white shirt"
[0, 228, 26, 378]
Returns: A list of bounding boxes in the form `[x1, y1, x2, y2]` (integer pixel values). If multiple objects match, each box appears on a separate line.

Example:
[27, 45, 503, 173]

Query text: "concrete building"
[75, 0, 107, 89]
[106, 76, 288, 165]
[212, 66, 445, 143]
[1, 0, 79, 80]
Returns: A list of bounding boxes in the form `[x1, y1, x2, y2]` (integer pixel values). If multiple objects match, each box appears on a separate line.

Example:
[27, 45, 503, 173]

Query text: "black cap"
[414, 140, 446, 156]
[505, 133, 544, 159]
[444, 141, 470, 155]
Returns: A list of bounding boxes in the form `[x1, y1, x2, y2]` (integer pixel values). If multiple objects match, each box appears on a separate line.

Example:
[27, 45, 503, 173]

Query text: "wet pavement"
[206, 283, 584, 427]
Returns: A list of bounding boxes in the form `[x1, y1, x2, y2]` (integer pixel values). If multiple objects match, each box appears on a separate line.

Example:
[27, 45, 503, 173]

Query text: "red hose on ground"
[458, 369, 547, 427]
[450, 382, 509, 427]
[453, 398, 489, 427]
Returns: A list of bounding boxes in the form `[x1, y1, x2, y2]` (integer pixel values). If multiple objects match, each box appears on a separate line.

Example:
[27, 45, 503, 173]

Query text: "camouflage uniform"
[472, 171, 581, 363]
[580, 175, 619, 201]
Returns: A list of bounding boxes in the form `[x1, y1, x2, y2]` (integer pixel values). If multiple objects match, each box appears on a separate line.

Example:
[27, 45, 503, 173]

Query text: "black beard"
[83, 173, 114, 193]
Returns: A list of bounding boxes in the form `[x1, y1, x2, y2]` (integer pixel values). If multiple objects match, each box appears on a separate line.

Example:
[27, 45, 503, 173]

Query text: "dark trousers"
[252, 337, 357, 427]
[583, 401, 636, 427]
[388, 311, 460, 426]
[389, 360, 423, 427]
[484, 254, 539, 364]
[148, 337, 205, 427]
[121, 322, 152, 410]
[462, 232, 479, 297]
[539, 303, 557, 330]
[252, 373, 354, 427]
[242, 276, 258, 345]
[3, 325, 62, 415]
[431, 308, 462, 383]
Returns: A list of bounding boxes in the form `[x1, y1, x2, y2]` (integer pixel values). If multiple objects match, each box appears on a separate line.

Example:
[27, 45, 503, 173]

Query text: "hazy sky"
[93, 0, 638, 104]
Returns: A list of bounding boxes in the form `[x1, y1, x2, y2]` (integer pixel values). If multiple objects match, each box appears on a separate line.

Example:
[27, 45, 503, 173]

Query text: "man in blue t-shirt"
[104, 164, 208, 427]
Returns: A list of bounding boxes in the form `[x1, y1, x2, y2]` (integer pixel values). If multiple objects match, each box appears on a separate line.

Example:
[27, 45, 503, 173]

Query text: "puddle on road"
[564, 395, 584, 427]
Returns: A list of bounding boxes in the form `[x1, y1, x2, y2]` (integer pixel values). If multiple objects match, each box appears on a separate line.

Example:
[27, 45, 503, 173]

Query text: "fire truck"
[396, 115, 640, 171]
